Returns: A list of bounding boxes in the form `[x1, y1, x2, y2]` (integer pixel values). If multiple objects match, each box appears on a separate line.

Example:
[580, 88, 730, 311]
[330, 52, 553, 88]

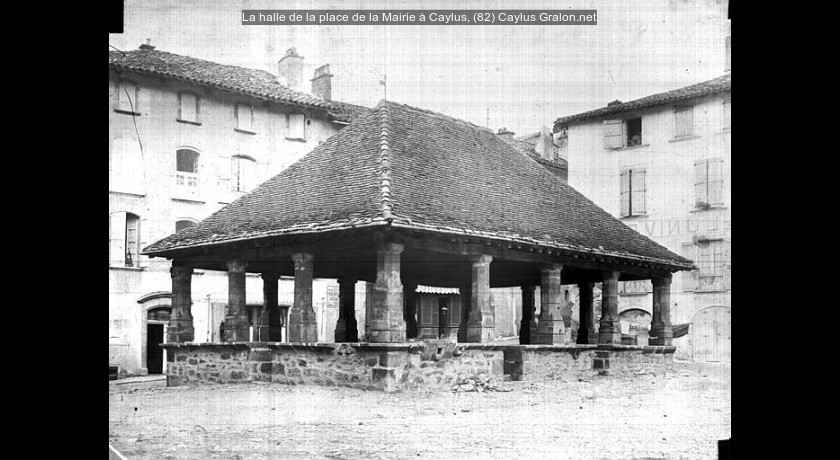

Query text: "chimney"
[538, 126, 554, 160]
[139, 39, 155, 51]
[310, 64, 334, 101]
[607, 100, 622, 107]
[277, 47, 305, 91]
[497, 127, 515, 141]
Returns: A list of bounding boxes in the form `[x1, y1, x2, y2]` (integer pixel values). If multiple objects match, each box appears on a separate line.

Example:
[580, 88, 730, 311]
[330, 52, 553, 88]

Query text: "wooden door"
[692, 307, 731, 363]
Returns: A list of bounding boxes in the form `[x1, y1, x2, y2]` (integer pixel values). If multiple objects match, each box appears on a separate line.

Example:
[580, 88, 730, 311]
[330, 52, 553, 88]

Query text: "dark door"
[147, 324, 164, 374]
[438, 298, 450, 338]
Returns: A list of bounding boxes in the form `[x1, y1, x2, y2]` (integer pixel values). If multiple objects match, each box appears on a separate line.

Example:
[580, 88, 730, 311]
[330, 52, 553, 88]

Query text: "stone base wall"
[592, 344, 675, 375]
[162, 341, 504, 392]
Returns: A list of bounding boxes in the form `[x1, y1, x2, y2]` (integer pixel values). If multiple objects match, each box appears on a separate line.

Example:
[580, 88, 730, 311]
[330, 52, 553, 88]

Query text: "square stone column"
[465, 254, 494, 343]
[334, 277, 358, 342]
[369, 242, 407, 343]
[260, 271, 280, 341]
[598, 271, 623, 344]
[363, 282, 373, 340]
[649, 275, 674, 346]
[222, 260, 250, 342]
[519, 285, 537, 344]
[457, 277, 471, 342]
[535, 264, 566, 344]
[168, 264, 194, 343]
[403, 282, 419, 339]
[576, 282, 598, 344]
[288, 253, 318, 342]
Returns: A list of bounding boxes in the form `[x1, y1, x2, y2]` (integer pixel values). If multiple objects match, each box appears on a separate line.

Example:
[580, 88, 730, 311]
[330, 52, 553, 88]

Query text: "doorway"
[692, 306, 731, 363]
[146, 323, 164, 374]
[438, 298, 450, 338]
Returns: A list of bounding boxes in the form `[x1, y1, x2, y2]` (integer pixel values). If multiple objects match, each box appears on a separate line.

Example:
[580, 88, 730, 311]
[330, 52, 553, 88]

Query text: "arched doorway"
[691, 306, 731, 363]
[146, 307, 171, 374]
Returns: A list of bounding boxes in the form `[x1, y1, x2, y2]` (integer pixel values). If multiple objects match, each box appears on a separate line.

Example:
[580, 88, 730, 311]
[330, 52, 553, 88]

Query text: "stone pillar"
[260, 271, 280, 342]
[598, 271, 622, 344]
[288, 253, 318, 342]
[519, 285, 537, 344]
[222, 260, 250, 342]
[369, 243, 407, 343]
[649, 275, 674, 346]
[364, 282, 373, 340]
[457, 277, 471, 343]
[466, 255, 494, 343]
[168, 264, 194, 343]
[535, 264, 565, 344]
[334, 277, 358, 342]
[403, 281, 419, 339]
[577, 282, 598, 344]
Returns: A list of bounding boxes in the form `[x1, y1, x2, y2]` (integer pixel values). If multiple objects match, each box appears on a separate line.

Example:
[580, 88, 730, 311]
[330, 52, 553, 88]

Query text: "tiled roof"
[501, 137, 568, 172]
[109, 48, 368, 122]
[553, 74, 731, 129]
[144, 100, 693, 270]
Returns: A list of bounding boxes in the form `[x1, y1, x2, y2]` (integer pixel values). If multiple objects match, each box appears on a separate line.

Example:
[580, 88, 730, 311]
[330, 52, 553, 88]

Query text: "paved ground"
[108, 361, 730, 460]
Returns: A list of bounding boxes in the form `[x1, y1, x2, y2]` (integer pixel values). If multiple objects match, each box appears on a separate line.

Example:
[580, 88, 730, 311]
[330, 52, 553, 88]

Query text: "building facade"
[109, 44, 367, 376]
[555, 74, 731, 362]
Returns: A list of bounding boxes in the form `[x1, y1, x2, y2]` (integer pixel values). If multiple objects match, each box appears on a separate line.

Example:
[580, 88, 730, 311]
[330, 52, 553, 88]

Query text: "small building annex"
[143, 101, 696, 388]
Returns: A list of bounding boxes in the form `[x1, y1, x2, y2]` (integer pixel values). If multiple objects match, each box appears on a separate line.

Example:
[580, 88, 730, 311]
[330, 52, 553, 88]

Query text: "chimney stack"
[310, 64, 334, 101]
[277, 47, 305, 91]
[497, 127, 515, 141]
[139, 39, 155, 51]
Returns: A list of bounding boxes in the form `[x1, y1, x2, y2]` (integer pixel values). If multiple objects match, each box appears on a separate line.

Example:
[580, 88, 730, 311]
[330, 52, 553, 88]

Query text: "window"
[694, 158, 724, 209]
[696, 239, 726, 290]
[176, 148, 199, 188]
[722, 100, 731, 131]
[232, 155, 257, 192]
[109, 137, 145, 195]
[619, 167, 646, 217]
[236, 103, 253, 132]
[178, 92, 200, 123]
[117, 79, 138, 113]
[175, 219, 196, 233]
[450, 300, 461, 326]
[674, 106, 694, 138]
[603, 117, 643, 149]
[109, 212, 141, 267]
[288, 113, 305, 139]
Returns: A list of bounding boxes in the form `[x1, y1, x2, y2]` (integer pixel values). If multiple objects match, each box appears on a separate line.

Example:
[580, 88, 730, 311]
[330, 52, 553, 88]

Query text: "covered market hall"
[145, 101, 695, 390]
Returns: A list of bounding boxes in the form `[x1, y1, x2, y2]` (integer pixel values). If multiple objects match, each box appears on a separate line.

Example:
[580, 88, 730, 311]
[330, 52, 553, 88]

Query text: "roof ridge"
[379, 100, 493, 134]
[377, 104, 395, 222]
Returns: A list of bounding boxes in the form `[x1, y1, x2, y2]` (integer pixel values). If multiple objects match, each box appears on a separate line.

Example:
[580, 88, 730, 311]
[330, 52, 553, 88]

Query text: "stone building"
[144, 100, 693, 390]
[554, 73, 731, 362]
[108, 43, 368, 376]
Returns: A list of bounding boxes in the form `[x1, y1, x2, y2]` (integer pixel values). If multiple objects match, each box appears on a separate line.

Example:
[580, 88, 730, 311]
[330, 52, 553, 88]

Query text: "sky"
[108, 0, 730, 136]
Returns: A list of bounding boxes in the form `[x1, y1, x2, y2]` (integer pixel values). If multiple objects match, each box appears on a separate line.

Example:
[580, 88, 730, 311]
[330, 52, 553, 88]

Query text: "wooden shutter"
[119, 80, 136, 112]
[603, 119, 624, 149]
[723, 100, 731, 130]
[723, 239, 732, 290]
[180, 93, 197, 122]
[421, 298, 432, 325]
[289, 113, 305, 139]
[681, 242, 697, 291]
[708, 158, 724, 206]
[450, 299, 461, 326]
[109, 212, 127, 266]
[237, 104, 252, 131]
[675, 107, 694, 137]
[631, 168, 646, 215]
[620, 170, 631, 217]
[125, 214, 139, 267]
[694, 160, 708, 207]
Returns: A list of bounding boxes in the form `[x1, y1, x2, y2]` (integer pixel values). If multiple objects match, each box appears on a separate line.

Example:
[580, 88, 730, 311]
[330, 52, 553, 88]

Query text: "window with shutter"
[450, 299, 461, 326]
[631, 168, 646, 215]
[681, 242, 698, 292]
[179, 93, 199, 123]
[175, 148, 200, 199]
[118, 80, 138, 113]
[110, 137, 145, 195]
[232, 156, 257, 192]
[603, 120, 624, 149]
[288, 113, 305, 139]
[722, 100, 731, 131]
[620, 170, 630, 217]
[697, 239, 725, 291]
[695, 160, 709, 208]
[674, 106, 694, 137]
[626, 117, 642, 146]
[421, 299, 432, 325]
[695, 158, 724, 209]
[109, 212, 127, 267]
[125, 213, 140, 267]
[236, 103, 253, 132]
[175, 219, 196, 233]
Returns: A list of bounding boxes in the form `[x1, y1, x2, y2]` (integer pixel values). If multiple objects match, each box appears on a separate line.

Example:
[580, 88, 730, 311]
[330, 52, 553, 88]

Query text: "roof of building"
[553, 74, 731, 129]
[144, 100, 693, 270]
[501, 136, 568, 172]
[108, 48, 368, 123]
